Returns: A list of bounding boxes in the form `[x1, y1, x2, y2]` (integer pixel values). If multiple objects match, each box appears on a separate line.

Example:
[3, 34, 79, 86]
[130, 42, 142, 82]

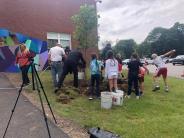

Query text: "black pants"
[58, 60, 78, 88]
[128, 74, 139, 96]
[20, 65, 30, 84]
[90, 74, 100, 97]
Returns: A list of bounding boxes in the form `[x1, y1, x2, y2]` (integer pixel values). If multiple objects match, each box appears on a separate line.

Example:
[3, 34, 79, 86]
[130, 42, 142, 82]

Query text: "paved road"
[0, 73, 69, 138]
[147, 63, 184, 79]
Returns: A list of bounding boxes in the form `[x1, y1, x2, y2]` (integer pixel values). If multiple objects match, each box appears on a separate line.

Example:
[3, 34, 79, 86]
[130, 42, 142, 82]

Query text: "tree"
[100, 43, 112, 59]
[113, 39, 137, 59]
[71, 4, 98, 57]
[138, 22, 184, 57]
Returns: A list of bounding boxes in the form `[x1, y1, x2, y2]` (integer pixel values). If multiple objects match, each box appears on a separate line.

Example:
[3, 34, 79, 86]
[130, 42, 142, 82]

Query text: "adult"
[16, 43, 32, 86]
[64, 47, 71, 56]
[48, 43, 66, 92]
[151, 49, 176, 92]
[127, 53, 143, 99]
[58, 49, 86, 88]
[105, 50, 119, 92]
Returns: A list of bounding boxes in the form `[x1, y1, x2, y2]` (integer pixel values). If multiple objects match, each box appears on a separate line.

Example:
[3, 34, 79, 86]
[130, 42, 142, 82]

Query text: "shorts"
[139, 77, 144, 83]
[155, 68, 167, 79]
[108, 75, 118, 79]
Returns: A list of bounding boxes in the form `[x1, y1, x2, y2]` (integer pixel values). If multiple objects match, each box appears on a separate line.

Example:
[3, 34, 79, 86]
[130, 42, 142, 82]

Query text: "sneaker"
[54, 87, 59, 93]
[165, 86, 169, 92]
[88, 97, 93, 100]
[152, 86, 160, 91]
[22, 83, 30, 87]
[136, 96, 140, 99]
[127, 95, 131, 99]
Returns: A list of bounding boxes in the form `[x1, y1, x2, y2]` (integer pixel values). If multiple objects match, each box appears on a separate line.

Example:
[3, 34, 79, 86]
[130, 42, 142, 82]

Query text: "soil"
[4, 73, 89, 138]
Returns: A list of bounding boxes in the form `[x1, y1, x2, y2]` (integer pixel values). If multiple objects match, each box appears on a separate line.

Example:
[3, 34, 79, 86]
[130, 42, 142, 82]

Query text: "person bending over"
[16, 43, 32, 86]
[151, 49, 175, 92]
[58, 49, 86, 89]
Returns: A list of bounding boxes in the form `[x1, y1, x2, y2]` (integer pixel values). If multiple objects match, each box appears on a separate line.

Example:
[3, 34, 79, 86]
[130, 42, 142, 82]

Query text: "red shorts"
[155, 68, 167, 78]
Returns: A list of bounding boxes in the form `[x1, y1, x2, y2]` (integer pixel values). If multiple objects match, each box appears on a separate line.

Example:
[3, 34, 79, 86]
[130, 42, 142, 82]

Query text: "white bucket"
[101, 92, 112, 109]
[112, 90, 124, 106]
[78, 72, 84, 80]
[116, 90, 124, 96]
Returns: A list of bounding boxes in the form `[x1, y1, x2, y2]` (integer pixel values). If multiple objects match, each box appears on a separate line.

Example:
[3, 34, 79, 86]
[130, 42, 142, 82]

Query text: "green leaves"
[113, 39, 137, 59]
[71, 4, 98, 49]
[138, 22, 184, 57]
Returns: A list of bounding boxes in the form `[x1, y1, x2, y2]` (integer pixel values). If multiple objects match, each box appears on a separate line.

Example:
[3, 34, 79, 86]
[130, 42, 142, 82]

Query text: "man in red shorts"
[152, 49, 176, 92]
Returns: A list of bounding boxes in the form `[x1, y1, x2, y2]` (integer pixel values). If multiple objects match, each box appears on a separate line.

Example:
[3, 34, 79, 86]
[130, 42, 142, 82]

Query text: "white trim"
[47, 32, 72, 49]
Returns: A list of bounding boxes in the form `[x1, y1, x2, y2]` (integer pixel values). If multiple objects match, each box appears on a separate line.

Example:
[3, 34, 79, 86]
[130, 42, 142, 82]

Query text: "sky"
[97, 0, 184, 47]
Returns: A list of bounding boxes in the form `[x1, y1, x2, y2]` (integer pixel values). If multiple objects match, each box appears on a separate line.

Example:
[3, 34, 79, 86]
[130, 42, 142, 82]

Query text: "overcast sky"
[97, 0, 184, 47]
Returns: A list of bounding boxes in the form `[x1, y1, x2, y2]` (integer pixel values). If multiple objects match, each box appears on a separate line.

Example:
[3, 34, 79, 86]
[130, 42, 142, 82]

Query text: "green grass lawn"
[31, 71, 184, 138]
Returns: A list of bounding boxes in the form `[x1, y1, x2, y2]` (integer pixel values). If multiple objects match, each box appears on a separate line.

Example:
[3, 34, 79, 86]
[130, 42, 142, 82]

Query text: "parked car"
[122, 59, 130, 65]
[171, 55, 184, 65]
[163, 57, 170, 64]
[140, 59, 145, 64]
[168, 58, 174, 63]
[146, 59, 153, 65]
[142, 58, 153, 65]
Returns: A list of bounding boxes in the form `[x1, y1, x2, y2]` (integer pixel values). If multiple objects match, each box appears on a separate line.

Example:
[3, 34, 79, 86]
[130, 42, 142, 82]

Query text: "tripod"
[3, 62, 57, 138]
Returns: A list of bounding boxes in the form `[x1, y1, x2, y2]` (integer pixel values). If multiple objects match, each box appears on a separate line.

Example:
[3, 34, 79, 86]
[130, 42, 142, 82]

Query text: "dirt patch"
[5, 73, 89, 138]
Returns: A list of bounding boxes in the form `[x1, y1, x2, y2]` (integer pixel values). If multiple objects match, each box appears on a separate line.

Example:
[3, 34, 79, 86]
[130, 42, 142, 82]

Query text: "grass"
[29, 71, 184, 138]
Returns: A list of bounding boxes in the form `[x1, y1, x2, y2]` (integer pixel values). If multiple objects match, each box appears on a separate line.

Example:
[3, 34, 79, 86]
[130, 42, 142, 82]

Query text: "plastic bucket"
[101, 92, 112, 109]
[112, 90, 124, 106]
[116, 90, 124, 96]
[78, 72, 84, 80]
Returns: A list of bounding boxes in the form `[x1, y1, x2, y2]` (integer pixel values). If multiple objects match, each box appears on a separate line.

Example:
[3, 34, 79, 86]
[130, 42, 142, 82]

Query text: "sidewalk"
[0, 73, 69, 138]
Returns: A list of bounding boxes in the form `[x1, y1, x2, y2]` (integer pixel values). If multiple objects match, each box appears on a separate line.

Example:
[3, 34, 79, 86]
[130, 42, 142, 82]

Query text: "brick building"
[0, 0, 98, 50]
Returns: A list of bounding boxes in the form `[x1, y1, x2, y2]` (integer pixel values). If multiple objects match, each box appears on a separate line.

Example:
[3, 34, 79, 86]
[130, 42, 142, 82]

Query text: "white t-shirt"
[153, 55, 166, 69]
[49, 46, 65, 62]
[105, 59, 118, 78]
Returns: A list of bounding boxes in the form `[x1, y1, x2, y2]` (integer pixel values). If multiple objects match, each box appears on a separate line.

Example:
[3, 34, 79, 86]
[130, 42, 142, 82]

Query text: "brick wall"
[0, 0, 96, 48]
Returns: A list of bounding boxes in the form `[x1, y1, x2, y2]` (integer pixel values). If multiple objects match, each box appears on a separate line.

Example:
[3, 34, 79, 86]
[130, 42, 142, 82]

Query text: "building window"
[47, 32, 71, 49]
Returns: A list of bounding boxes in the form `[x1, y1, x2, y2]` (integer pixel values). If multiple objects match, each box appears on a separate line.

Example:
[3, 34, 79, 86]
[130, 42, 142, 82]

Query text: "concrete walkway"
[0, 73, 69, 138]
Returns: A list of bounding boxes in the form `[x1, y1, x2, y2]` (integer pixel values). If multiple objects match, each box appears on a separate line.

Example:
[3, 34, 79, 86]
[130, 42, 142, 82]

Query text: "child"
[138, 64, 149, 96]
[105, 51, 119, 92]
[127, 53, 142, 99]
[89, 54, 101, 100]
[116, 54, 123, 78]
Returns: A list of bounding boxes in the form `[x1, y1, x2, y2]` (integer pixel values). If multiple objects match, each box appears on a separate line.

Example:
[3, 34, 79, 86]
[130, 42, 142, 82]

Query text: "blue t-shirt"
[90, 59, 100, 75]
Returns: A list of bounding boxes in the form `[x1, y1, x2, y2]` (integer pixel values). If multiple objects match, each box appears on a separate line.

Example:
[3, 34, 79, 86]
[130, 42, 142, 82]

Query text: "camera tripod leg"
[3, 84, 24, 138]
[33, 68, 51, 138]
[31, 65, 35, 90]
[33, 66, 57, 124]
[37, 88, 51, 138]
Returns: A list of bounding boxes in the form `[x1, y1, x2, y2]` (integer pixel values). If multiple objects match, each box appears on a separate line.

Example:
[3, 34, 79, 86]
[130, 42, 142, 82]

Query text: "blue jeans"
[50, 61, 63, 88]
[20, 65, 30, 84]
